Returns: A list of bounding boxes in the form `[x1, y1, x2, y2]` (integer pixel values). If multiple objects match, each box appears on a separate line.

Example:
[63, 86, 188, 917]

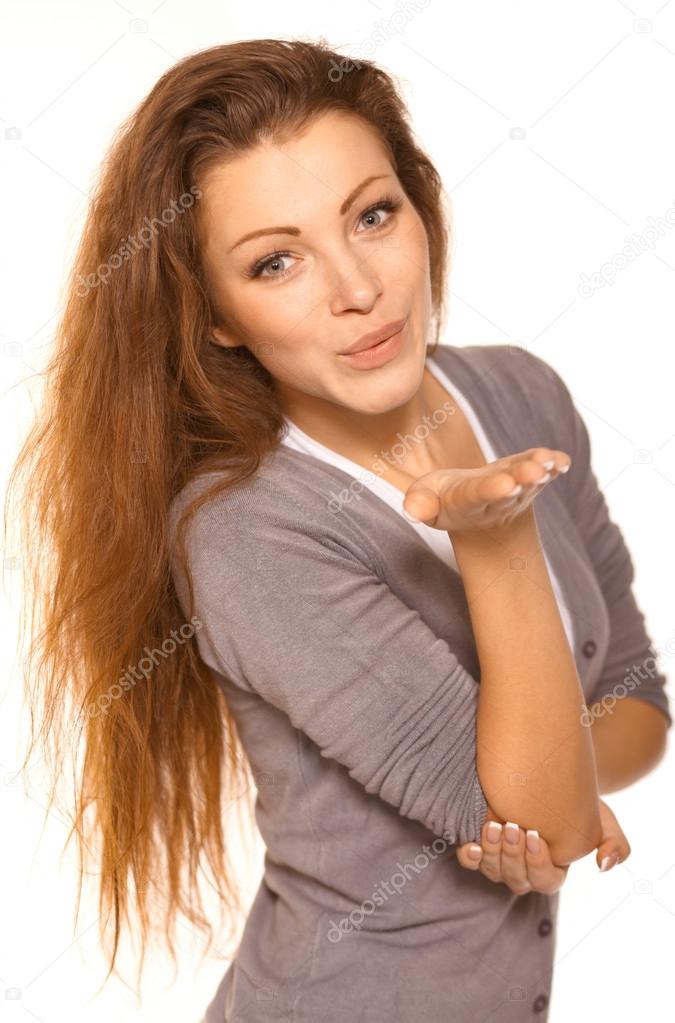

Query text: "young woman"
[9, 38, 670, 1023]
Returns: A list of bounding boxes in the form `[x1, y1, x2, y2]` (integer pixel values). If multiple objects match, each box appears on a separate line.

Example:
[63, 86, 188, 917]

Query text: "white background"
[1, 0, 674, 1019]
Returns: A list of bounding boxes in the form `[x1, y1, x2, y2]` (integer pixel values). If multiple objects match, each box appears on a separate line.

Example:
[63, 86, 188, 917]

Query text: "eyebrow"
[226, 174, 392, 253]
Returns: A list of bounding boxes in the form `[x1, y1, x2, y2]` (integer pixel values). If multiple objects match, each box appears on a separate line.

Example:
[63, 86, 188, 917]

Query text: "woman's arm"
[509, 348, 672, 795]
[172, 475, 495, 849]
[456, 794, 632, 889]
[588, 696, 668, 794]
[450, 507, 603, 867]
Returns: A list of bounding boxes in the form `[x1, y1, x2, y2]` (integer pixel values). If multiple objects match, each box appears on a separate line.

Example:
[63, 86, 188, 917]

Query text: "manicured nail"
[558, 462, 570, 473]
[508, 484, 523, 497]
[541, 459, 555, 470]
[468, 844, 483, 861]
[487, 821, 502, 844]
[526, 829, 540, 854]
[600, 854, 618, 872]
[537, 472, 551, 484]
[504, 822, 520, 845]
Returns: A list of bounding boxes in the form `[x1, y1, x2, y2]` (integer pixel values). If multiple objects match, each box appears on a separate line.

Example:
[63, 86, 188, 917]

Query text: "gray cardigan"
[169, 343, 671, 1022]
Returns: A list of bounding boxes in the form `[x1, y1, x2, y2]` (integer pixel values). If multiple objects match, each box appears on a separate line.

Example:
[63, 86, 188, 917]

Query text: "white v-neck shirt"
[279, 353, 575, 652]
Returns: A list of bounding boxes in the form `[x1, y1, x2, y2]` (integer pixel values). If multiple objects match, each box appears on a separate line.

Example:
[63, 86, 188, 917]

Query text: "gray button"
[582, 639, 597, 658]
[537, 917, 552, 936]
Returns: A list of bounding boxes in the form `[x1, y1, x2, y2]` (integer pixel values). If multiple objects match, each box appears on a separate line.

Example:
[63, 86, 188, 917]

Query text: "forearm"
[587, 696, 668, 794]
[450, 508, 602, 865]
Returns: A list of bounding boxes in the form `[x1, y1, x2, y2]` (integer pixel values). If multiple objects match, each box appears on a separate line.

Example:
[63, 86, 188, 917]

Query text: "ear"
[211, 324, 240, 349]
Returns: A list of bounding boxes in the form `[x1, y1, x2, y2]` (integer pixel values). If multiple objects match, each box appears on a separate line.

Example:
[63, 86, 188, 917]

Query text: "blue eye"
[248, 252, 294, 281]
[357, 195, 403, 231]
[245, 192, 404, 281]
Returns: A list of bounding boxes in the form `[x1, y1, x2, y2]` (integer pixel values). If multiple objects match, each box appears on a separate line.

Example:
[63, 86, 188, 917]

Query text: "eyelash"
[245, 193, 404, 281]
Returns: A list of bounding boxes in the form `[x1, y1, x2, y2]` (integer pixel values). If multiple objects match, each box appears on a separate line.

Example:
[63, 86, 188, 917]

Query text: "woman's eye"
[359, 204, 391, 230]
[357, 196, 403, 232]
[248, 251, 294, 280]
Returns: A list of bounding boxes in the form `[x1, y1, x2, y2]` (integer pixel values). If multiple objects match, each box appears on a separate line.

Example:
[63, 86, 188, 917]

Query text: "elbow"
[650, 731, 668, 770]
[546, 811, 603, 867]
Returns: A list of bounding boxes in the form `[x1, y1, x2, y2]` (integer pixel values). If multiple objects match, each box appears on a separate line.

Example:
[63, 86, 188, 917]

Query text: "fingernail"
[558, 462, 570, 473]
[541, 459, 555, 470]
[526, 829, 540, 854]
[600, 854, 618, 872]
[504, 822, 520, 845]
[487, 821, 502, 844]
[537, 472, 551, 484]
[507, 484, 523, 497]
[468, 844, 483, 861]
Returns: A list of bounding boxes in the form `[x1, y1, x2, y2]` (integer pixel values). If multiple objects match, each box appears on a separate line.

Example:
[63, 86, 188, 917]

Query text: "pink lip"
[338, 319, 407, 369]
[340, 316, 408, 355]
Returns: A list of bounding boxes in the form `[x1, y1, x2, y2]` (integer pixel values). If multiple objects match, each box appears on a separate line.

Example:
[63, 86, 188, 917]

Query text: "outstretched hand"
[402, 446, 571, 533]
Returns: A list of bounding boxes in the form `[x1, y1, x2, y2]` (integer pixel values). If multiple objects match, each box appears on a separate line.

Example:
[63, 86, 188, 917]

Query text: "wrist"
[448, 506, 540, 553]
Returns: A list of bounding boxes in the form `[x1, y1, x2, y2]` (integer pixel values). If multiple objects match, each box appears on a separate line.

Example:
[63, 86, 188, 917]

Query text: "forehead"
[197, 111, 394, 252]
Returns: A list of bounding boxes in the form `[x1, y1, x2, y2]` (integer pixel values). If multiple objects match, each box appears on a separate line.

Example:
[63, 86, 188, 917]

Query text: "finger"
[410, 471, 516, 524]
[503, 452, 571, 500]
[469, 448, 570, 506]
[479, 459, 555, 512]
[516, 448, 572, 476]
[455, 842, 484, 871]
[500, 821, 532, 895]
[435, 470, 515, 511]
[596, 837, 631, 872]
[508, 460, 554, 490]
[503, 457, 568, 515]
[478, 818, 504, 883]
[523, 829, 569, 894]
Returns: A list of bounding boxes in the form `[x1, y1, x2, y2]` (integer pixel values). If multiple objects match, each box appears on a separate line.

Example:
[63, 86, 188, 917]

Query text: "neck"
[277, 358, 457, 473]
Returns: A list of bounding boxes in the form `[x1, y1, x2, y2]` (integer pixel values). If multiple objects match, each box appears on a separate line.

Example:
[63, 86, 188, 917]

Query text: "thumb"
[455, 841, 484, 871]
[402, 485, 441, 525]
[596, 841, 621, 872]
[595, 799, 631, 872]
[595, 832, 631, 872]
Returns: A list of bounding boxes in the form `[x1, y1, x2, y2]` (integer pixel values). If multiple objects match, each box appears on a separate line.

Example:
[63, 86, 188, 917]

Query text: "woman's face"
[198, 109, 433, 418]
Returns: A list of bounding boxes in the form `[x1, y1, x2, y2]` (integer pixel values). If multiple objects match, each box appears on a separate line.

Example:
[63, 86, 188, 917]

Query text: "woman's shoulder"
[432, 342, 578, 444]
[432, 341, 568, 400]
[168, 446, 382, 567]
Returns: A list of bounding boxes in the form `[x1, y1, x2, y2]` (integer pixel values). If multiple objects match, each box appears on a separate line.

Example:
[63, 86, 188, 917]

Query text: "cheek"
[406, 217, 431, 274]
[229, 293, 317, 371]
[218, 279, 306, 348]
[255, 341, 326, 396]
[384, 214, 430, 283]
[256, 296, 320, 352]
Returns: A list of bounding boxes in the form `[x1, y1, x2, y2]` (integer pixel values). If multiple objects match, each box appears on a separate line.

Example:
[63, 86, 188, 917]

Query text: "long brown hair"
[6, 37, 450, 989]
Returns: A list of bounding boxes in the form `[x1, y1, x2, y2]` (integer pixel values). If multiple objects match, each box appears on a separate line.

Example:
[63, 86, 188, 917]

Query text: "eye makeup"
[243, 192, 404, 281]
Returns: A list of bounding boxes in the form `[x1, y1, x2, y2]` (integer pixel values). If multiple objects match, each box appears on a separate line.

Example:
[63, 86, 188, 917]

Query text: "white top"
[280, 353, 575, 653]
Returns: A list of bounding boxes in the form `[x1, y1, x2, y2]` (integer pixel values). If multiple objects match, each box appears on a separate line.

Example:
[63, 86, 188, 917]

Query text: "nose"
[327, 246, 384, 314]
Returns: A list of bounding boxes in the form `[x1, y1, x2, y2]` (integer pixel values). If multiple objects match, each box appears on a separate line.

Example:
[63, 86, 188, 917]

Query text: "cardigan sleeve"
[172, 477, 490, 846]
[514, 346, 672, 729]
